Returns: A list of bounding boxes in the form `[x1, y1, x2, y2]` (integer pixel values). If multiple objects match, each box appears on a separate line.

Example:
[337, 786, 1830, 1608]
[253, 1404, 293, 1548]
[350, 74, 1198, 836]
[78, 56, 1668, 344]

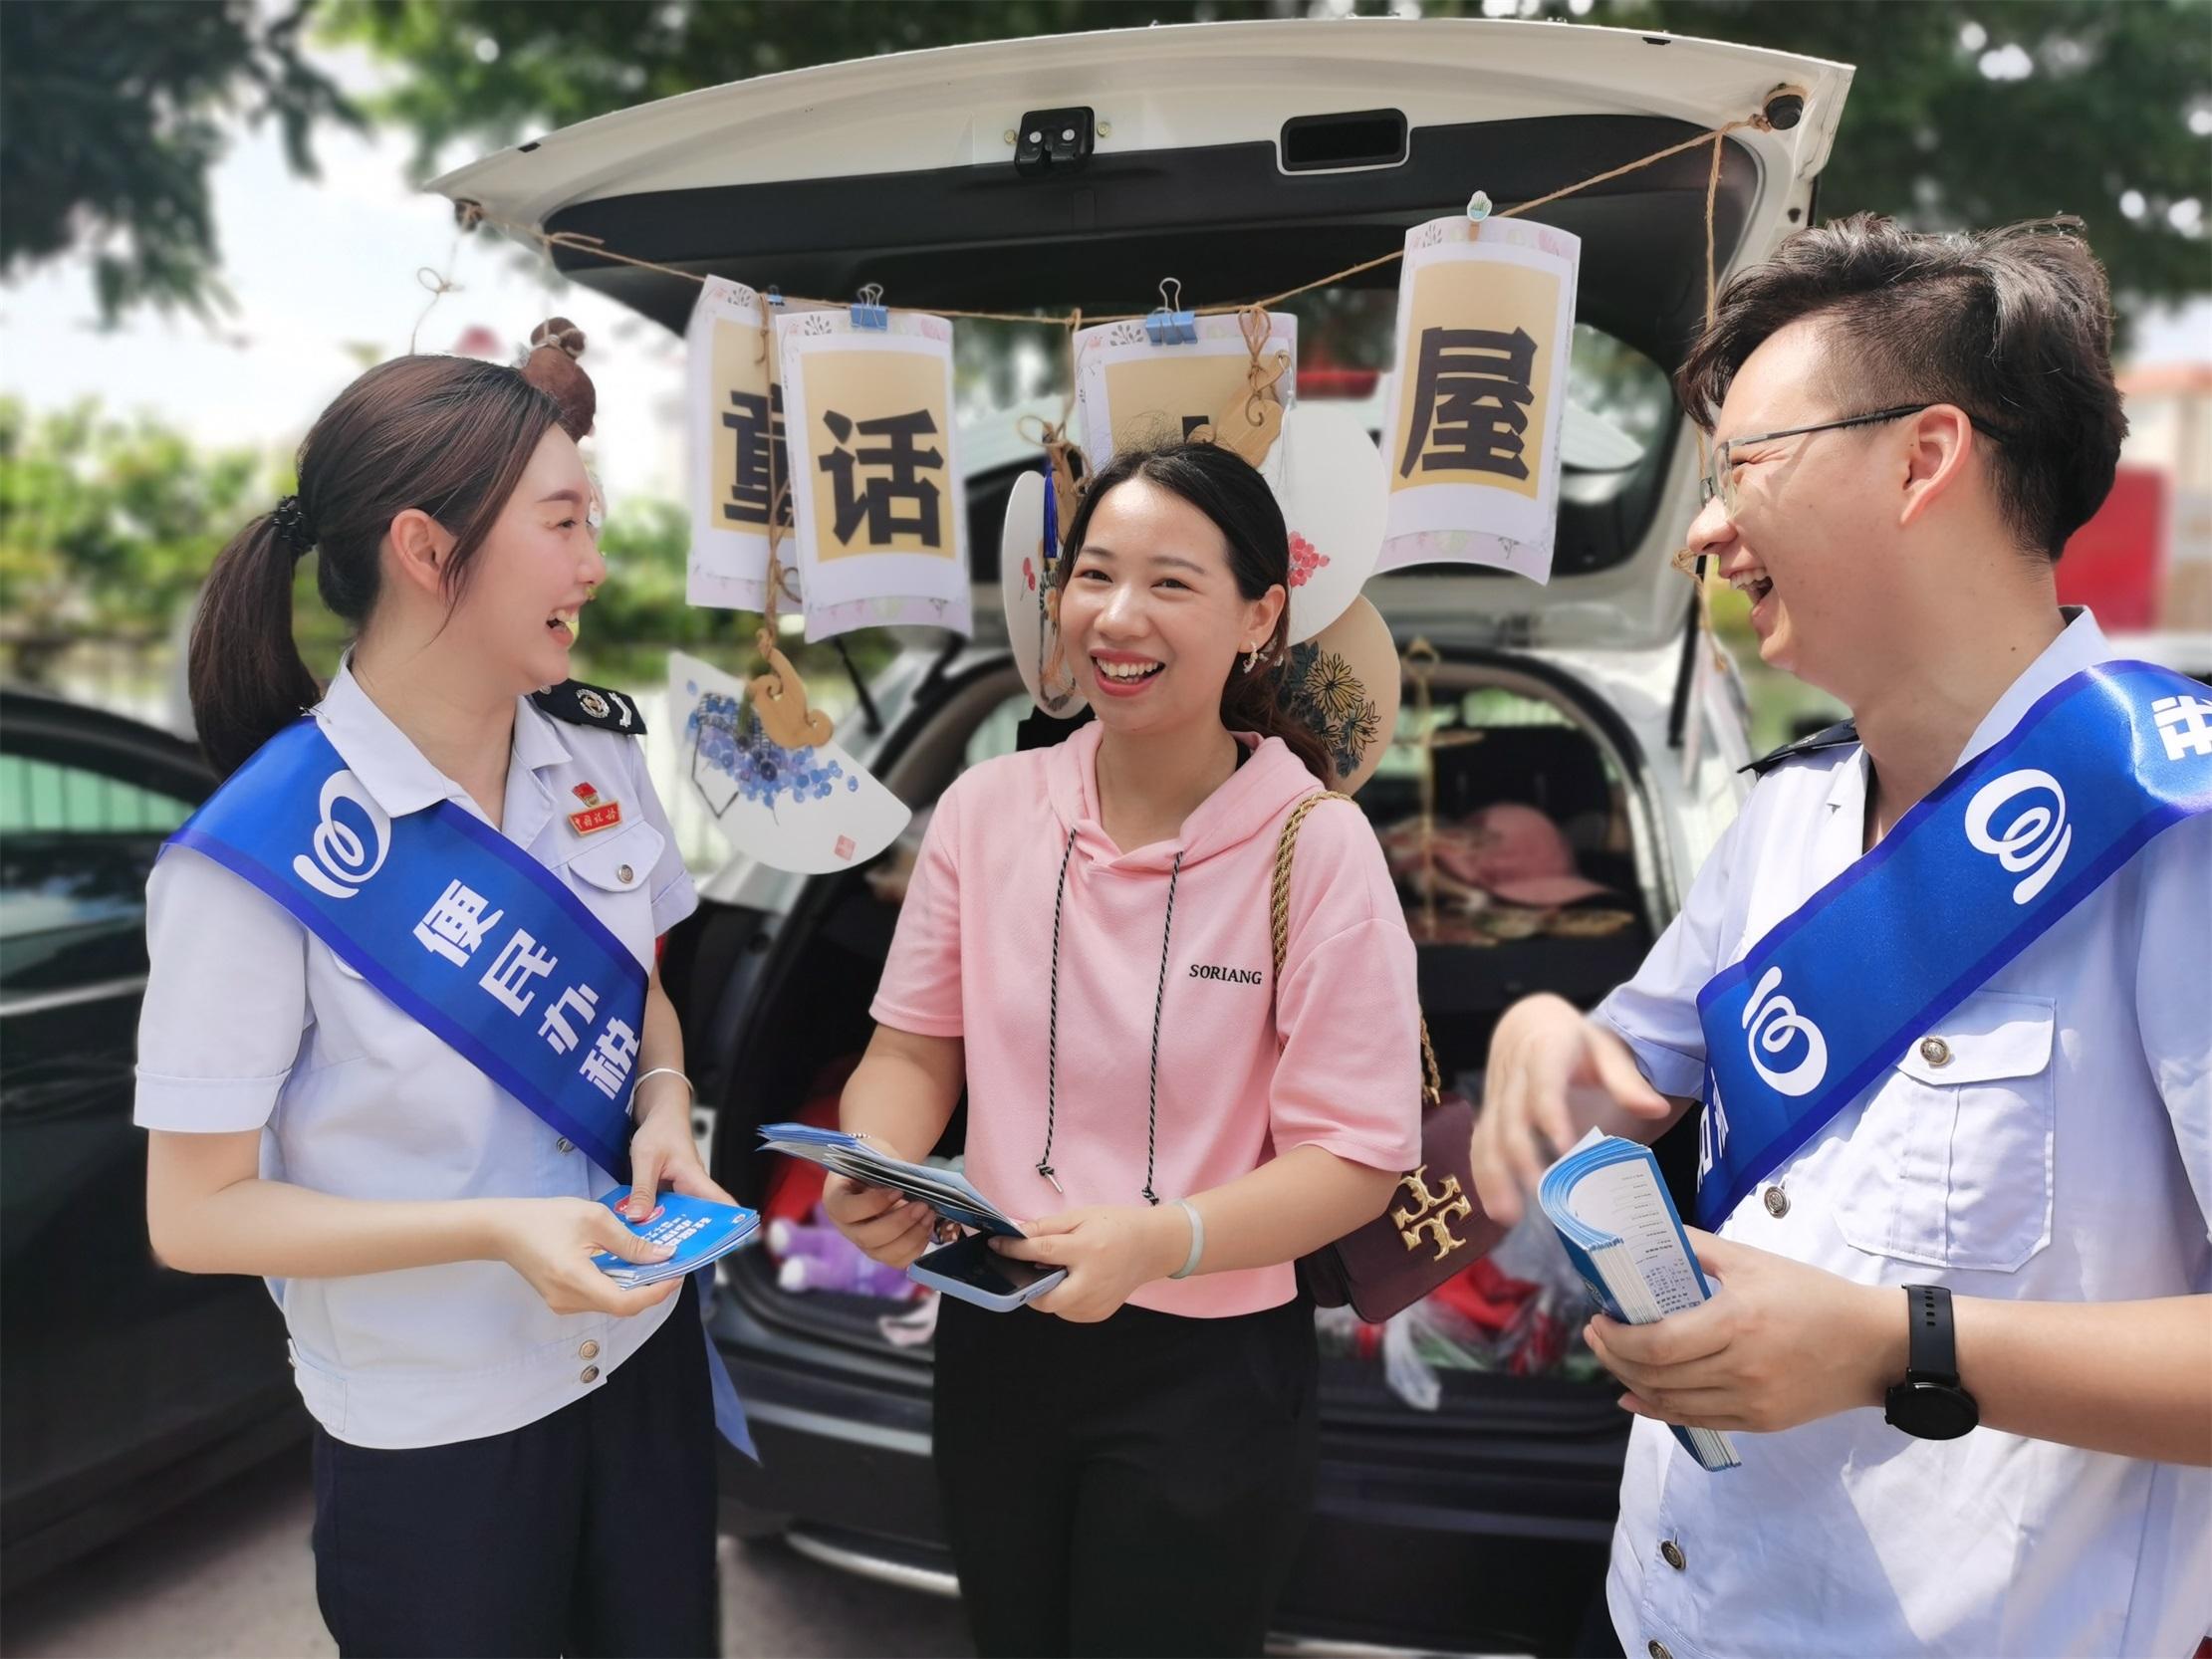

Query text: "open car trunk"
[680, 468, 1692, 1419]
[431, 16, 1851, 649]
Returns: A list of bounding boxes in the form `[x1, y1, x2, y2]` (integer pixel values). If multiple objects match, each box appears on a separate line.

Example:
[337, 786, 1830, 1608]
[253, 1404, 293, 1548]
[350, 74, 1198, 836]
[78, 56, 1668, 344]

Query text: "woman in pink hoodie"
[826, 440, 1423, 1657]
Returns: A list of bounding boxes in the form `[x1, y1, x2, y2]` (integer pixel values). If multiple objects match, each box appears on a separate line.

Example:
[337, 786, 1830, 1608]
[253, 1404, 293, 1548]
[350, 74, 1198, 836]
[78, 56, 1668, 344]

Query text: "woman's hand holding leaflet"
[824, 1172, 940, 1268]
[487, 1198, 684, 1317]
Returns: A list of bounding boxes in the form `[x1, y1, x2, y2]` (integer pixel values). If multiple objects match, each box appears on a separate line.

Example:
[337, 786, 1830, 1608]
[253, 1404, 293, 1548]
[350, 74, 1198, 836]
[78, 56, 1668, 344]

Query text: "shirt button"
[1919, 1036, 1953, 1067]
[1648, 1642, 1673, 1659]
[1763, 1184, 1790, 1219]
[556, 1137, 574, 1154]
[580, 1339, 600, 1360]
[616, 863, 634, 884]
[580, 1364, 601, 1385]
[1660, 1540, 1687, 1571]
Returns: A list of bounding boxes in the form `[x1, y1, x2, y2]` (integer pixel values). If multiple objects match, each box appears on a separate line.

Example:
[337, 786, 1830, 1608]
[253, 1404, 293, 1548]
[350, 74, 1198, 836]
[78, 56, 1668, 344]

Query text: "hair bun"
[529, 317, 586, 358]
[523, 316, 596, 439]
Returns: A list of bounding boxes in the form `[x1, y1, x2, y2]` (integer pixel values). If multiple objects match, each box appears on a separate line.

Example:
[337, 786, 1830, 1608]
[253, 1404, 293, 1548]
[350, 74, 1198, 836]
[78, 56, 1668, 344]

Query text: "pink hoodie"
[870, 721, 1422, 1317]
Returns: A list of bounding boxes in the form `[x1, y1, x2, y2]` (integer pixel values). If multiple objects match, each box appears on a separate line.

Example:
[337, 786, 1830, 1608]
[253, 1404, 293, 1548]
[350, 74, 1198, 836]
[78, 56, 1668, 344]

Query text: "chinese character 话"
[817, 408, 943, 547]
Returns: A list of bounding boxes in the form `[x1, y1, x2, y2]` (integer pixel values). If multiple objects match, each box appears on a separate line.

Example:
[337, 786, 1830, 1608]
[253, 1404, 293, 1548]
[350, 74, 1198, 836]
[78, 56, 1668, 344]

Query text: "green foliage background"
[1, 0, 2203, 679]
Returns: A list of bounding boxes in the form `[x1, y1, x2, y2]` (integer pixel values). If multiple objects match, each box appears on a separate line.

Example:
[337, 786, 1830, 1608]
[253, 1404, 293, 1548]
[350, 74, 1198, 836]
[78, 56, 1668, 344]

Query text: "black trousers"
[310, 1277, 718, 1659]
[932, 1293, 1320, 1659]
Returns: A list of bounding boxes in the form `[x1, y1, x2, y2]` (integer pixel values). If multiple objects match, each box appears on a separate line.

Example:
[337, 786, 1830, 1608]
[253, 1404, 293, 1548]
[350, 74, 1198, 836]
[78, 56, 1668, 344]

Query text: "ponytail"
[185, 354, 566, 777]
[1057, 439, 1334, 785]
[188, 512, 322, 777]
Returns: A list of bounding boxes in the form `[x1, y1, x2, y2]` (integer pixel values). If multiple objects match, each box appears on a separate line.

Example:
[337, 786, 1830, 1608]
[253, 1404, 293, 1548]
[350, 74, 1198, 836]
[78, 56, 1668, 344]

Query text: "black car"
[434, 17, 1852, 1651]
[0, 688, 306, 1591]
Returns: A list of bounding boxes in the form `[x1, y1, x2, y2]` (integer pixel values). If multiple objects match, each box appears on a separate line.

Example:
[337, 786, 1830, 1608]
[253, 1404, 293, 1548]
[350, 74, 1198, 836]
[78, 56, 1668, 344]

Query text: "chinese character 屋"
[413, 880, 504, 967]
[537, 983, 601, 1056]
[818, 408, 943, 547]
[579, 1019, 640, 1099]
[1398, 325, 1539, 482]
[479, 930, 558, 1015]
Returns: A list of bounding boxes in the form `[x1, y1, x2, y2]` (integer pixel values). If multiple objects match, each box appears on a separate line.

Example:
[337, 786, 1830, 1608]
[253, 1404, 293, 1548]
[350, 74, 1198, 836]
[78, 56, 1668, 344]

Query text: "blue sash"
[170, 718, 758, 1457]
[170, 719, 644, 1174]
[1694, 661, 2212, 1231]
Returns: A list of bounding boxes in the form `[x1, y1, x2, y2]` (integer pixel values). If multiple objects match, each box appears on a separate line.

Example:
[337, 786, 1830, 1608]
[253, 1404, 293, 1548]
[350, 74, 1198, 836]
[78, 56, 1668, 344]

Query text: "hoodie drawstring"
[1040, 829, 1185, 1206]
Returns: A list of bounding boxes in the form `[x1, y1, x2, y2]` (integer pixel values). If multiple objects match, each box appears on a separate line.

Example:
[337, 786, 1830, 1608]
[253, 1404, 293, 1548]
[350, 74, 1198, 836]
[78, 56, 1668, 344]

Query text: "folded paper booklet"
[756, 1123, 1022, 1238]
[591, 1188, 763, 1288]
[1540, 1130, 1741, 1472]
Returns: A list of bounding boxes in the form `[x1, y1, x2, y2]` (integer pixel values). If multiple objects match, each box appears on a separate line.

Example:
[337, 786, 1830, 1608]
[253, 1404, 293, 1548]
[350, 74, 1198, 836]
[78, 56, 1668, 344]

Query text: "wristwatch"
[1883, 1284, 1980, 1440]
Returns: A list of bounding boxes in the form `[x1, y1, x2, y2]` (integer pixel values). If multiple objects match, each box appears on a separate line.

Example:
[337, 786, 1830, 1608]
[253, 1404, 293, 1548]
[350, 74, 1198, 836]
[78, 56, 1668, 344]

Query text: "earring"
[1242, 643, 1261, 673]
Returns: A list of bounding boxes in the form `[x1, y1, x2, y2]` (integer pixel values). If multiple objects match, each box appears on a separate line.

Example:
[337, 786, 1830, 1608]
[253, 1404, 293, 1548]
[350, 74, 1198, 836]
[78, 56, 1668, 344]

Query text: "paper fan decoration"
[1264, 595, 1401, 796]
[1273, 402, 1386, 645]
[670, 649, 909, 874]
[999, 469, 1085, 719]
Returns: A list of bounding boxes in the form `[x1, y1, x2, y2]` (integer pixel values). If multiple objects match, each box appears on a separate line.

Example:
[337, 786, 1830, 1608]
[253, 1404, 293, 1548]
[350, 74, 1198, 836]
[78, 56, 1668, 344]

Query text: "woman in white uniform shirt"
[138, 340, 729, 1657]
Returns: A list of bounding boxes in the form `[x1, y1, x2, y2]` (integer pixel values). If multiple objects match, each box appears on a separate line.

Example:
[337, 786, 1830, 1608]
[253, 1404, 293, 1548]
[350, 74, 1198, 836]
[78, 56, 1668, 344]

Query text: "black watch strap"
[1904, 1284, 1959, 1384]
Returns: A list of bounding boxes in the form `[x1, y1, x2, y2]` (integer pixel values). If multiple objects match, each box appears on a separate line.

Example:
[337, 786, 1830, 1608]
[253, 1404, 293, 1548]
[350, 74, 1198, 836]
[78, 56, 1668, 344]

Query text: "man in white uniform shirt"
[1472, 213, 2210, 1659]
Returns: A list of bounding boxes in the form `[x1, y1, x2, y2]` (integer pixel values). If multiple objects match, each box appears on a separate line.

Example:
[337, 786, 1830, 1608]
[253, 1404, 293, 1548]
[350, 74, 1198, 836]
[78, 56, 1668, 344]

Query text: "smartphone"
[907, 1231, 1067, 1311]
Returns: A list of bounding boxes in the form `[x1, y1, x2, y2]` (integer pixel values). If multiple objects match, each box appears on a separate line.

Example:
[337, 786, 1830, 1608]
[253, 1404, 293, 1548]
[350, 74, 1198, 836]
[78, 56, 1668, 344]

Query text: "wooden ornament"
[748, 631, 836, 750]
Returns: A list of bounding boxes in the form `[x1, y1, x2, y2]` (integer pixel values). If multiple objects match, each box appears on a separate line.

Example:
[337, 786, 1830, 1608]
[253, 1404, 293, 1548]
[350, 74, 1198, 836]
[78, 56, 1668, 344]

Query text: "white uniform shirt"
[134, 663, 697, 1449]
[1595, 611, 2212, 1659]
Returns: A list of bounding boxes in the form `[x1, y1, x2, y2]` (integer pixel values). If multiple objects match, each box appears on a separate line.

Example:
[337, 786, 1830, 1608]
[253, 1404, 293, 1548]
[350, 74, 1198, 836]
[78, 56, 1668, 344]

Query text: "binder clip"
[764, 285, 786, 308]
[850, 283, 889, 331]
[1144, 278, 1197, 347]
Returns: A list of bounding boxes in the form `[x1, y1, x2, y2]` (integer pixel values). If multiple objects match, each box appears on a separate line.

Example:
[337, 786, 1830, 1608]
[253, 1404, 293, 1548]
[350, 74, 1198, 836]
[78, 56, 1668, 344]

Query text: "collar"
[1821, 606, 2110, 822]
[313, 657, 574, 822]
[1952, 606, 2113, 773]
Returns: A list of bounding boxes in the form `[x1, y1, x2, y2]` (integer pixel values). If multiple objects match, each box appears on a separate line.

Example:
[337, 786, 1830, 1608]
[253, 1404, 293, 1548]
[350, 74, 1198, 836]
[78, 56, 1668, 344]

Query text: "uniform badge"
[577, 688, 613, 721]
[568, 781, 623, 835]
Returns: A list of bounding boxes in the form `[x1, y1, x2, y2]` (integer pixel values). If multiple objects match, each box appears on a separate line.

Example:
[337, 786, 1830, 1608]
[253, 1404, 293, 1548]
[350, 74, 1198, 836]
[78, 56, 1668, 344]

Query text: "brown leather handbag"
[1276, 793, 1504, 1323]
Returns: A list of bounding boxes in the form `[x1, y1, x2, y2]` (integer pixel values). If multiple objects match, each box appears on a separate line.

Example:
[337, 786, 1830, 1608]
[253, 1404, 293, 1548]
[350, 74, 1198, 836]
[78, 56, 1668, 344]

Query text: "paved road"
[3, 1448, 975, 1659]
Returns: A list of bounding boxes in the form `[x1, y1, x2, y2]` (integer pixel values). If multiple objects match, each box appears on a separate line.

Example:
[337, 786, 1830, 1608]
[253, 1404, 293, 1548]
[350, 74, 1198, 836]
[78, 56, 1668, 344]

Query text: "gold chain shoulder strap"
[1269, 791, 1443, 1108]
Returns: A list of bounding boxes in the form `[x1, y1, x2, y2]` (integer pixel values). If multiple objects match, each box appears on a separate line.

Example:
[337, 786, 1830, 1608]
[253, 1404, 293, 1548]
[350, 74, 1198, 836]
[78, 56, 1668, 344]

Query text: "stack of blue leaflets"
[756, 1122, 1021, 1238]
[591, 1188, 762, 1288]
[1540, 1130, 1741, 1472]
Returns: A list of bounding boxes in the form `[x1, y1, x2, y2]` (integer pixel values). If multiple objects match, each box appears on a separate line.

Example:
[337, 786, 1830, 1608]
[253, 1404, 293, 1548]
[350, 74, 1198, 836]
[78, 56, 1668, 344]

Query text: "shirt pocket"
[1833, 991, 2056, 1273]
[560, 823, 665, 965]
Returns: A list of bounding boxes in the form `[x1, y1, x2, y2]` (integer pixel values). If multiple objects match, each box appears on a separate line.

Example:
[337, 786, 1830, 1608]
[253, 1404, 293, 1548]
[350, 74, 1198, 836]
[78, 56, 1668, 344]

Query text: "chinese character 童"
[1397, 326, 1539, 482]
[413, 880, 504, 966]
[817, 408, 943, 547]
[538, 983, 601, 1056]
[479, 930, 557, 1015]
[579, 1019, 640, 1100]
[721, 384, 792, 530]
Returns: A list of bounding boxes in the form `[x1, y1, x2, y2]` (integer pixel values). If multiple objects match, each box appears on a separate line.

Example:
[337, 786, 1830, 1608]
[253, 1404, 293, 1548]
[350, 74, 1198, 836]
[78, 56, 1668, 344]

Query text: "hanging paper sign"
[999, 470, 1085, 719]
[1074, 312, 1297, 479]
[685, 279, 816, 611]
[1273, 403, 1386, 645]
[669, 650, 909, 874]
[1379, 216, 1581, 585]
[777, 309, 970, 643]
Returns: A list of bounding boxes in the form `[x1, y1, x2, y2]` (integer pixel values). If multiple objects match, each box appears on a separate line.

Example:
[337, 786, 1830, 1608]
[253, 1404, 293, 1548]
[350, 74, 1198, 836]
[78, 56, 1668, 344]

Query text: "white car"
[436, 19, 1851, 1652]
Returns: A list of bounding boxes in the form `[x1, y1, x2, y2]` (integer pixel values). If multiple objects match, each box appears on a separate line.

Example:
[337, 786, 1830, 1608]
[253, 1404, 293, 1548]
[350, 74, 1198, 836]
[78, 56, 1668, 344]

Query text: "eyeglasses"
[1697, 403, 2013, 517]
